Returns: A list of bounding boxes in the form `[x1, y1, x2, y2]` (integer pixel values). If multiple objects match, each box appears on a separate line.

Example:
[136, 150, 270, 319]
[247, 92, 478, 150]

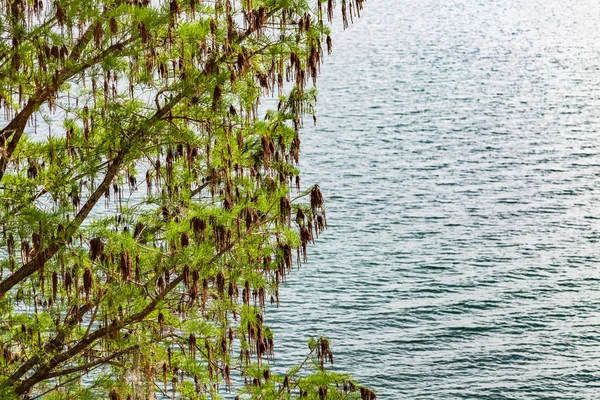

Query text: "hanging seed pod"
[327, 0, 334, 22]
[162, 205, 170, 221]
[243, 280, 250, 305]
[138, 21, 148, 44]
[128, 174, 136, 189]
[244, 208, 257, 230]
[190, 216, 206, 241]
[133, 222, 144, 239]
[210, 18, 218, 35]
[109, 17, 118, 35]
[212, 85, 221, 111]
[56, 4, 66, 26]
[228, 281, 234, 301]
[27, 160, 38, 179]
[291, 137, 300, 164]
[342, 0, 349, 29]
[296, 208, 306, 223]
[183, 265, 190, 287]
[220, 334, 228, 356]
[216, 271, 225, 295]
[52, 271, 58, 302]
[224, 364, 231, 388]
[190, 268, 200, 302]
[279, 196, 291, 224]
[317, 214, 327, 231]
[258, 286, 265, 308]
[64, 270, 73, 293]
[3, 347, 13, 364]
[83, 267, 93, 300]
[189, 333, 197, 357]
[109, 388, 122, 400]
[310, 185, 324, 213]
[89, 238, 104, 261]
[169, 0, 180, 21]
[262, 368, 271, 381]
[60, 45, 69, 62]
[319, 387, 327, 400]
[181, 232, 190, 248]
[20, 240, 30, 264]
[308, 219, 315, 240]
[360, 387, 377, 400]
[261, 136, 272, 164]
[120, 250, 132, 281]
[281, 244, 292, 270]
[93, 21, 103, 47]
[135, 255, 141, 281]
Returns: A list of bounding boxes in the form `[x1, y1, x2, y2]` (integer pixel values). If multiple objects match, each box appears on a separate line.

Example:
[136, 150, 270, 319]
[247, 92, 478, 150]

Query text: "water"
[266, 1, 600, 398]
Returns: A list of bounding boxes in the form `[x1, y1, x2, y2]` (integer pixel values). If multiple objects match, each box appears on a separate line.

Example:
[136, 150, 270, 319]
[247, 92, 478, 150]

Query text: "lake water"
[266, 0, 600, 398]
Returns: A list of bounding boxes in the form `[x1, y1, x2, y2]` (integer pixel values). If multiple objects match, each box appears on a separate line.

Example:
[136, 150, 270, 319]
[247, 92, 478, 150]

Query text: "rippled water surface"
[266, 1, 600, 398]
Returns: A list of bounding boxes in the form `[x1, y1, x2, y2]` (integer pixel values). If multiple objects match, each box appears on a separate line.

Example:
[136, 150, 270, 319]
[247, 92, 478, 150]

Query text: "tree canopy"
[0, 0, 374, 398]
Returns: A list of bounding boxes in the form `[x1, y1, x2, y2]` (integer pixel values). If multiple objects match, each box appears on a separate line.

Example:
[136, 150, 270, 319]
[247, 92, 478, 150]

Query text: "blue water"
[266, 1, 600, 398]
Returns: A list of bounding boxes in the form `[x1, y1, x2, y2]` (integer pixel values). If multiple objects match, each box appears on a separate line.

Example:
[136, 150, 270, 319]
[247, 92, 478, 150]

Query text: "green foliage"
[0, 0, 374, 398]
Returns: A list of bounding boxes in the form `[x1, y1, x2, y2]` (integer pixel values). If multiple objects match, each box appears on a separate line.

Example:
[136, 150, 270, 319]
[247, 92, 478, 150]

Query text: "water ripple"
[265, 0, 600, 398]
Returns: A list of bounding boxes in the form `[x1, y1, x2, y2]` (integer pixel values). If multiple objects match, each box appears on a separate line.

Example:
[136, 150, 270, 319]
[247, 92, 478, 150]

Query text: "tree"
[0, 0, 374, 398]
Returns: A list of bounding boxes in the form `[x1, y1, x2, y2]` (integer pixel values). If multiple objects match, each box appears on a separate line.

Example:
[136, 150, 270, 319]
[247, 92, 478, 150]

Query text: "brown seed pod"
[317, 215, 326, 231]
[216, 271, 225, 295]
[27, 161, 38, 179]
[280, 197, 291, 224]
[310, 185, 324, 213]
[189, 333, 196, 357]
[132, 254, 139, 279]
[212, 85, 221, 111]
[183, 265, 191, 288]
[181, 232, 190, 248]
[169, 0, 180, 19]
[109, 17, 118, 35]
[133, 222, 144, 239]
[296, 208, 306, 223]
[3, 347, 12, 364]
[120, 250, 132, 281]
[228, 281, 234, 300]
[89, 238, 105, 261]
[138, 21, 148, 44]
[244, 208, 257, 230]
[56, 5, 66, 26]
[319, 387, 327, 400]
[52, 271, 58, 302]
[161, 205, 170, 221]
[360, 387, 377, 400]
[64, 270, 73, 293]
[83, 267, 93, 300]
[93, 21, 103, 47]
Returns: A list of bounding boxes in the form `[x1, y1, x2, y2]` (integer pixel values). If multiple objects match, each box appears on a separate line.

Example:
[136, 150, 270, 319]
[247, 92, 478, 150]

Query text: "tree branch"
[44, 345, 140, 380]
